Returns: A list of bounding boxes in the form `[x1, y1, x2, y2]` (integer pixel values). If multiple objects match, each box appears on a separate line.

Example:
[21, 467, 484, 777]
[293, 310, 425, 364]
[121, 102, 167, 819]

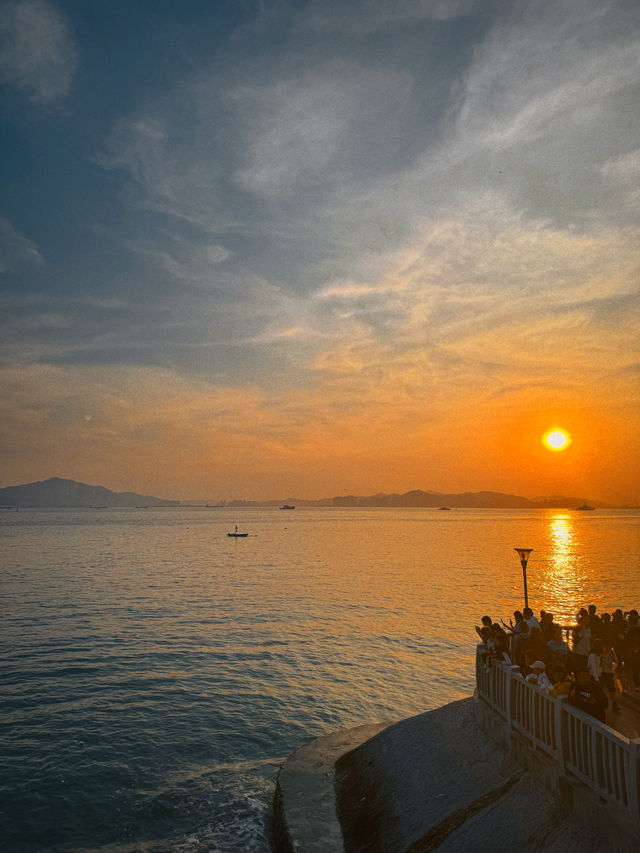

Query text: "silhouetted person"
[527, 626, 547, 663]
[588, 604, 602, 638]
[601, 640, 620, 713]
[547, 626, 570, 671]
[523, 606, 540, 631]
[600, 612, 614, 644]
[569, 670, 607, 722]
[573, 614, 591, 673]
[588, 638, 604, 683]
[624, 614, 640, 690]
[512, 620, 530, 668]
[540, 611, 555, 643]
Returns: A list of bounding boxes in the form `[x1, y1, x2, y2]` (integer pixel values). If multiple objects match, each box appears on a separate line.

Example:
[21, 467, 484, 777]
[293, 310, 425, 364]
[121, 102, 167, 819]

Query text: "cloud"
[0, 0, 78, 105]
[445, 0, 640, 224]
[90, 1, 640, 429]
[294, 0, 477, 34]
[0, 215, 44, 271]
[601, 148, 640, 212]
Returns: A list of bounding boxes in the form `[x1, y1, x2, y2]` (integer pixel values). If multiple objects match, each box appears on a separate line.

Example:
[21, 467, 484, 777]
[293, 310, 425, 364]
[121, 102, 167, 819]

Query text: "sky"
[1, 0, 639, 504]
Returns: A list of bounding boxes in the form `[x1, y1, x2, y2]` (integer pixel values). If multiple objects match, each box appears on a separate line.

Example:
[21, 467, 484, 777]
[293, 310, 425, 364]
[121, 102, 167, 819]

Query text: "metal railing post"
[630, 739, 640, 826]
[554, 695, 565, 769]
[505, 665, 513, 732]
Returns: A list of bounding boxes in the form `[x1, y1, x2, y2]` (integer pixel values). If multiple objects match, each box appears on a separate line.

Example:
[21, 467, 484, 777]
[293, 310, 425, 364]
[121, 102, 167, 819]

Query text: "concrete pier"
[272, 696, 639, 852]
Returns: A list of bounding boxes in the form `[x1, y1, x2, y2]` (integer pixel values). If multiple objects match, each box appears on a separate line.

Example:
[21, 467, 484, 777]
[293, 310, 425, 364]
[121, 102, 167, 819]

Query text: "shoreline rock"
[272, 696, 638, 852]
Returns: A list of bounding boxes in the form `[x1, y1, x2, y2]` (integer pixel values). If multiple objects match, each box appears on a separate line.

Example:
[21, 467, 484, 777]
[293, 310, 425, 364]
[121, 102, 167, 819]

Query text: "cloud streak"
[0, 0, 77, 105]
[0, 216, 44, 271]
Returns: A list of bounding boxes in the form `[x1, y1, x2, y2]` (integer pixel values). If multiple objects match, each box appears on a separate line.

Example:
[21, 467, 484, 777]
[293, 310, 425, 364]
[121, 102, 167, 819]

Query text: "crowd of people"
[476, 605, 640, 723]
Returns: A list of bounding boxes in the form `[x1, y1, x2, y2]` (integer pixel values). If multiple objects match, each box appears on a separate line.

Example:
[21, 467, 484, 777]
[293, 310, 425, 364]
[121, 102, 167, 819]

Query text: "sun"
[542, 428, 572, 452]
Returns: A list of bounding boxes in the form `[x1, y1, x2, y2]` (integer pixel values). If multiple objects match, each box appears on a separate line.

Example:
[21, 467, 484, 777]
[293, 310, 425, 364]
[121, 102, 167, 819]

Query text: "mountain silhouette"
[0, 477, 178, 508]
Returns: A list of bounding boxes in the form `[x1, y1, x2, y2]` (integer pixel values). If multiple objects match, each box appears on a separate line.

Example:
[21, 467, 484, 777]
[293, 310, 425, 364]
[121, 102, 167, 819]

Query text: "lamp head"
[514, 547, 533, 567]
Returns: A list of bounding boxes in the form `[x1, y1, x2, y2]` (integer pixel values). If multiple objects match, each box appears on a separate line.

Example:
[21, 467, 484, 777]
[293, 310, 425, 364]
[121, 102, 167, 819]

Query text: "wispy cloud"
[2, 0, 639, 501]
[92, 1, 640, 408]
[0, 215, 44, 271]
[0, 0, 77, 105]
[294, 0, 477, 34]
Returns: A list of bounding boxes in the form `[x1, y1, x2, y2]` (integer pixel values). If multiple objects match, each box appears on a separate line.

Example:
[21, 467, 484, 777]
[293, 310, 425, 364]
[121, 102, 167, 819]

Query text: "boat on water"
[280, 505, 295, 510]
[575, 504, 595, 511]
[438, 506, 451, 511]
[227, 525, 248, 537]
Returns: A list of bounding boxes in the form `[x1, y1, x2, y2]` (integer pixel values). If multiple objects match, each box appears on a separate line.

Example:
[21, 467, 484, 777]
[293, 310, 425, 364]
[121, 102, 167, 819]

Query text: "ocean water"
[1, 506, 638, 852]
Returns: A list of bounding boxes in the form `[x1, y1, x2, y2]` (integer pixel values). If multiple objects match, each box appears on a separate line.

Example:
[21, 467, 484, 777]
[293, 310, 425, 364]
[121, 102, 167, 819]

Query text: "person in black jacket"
[568, 670, 608, 722]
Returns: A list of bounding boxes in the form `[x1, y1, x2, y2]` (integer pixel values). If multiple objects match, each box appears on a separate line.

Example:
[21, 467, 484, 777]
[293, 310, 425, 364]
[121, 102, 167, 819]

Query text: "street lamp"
[514, 548, 533, 609]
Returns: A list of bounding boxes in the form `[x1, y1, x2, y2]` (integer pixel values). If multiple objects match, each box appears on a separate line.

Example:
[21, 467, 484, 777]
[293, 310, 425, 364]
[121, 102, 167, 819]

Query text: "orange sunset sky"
[1, 1, 639, 504]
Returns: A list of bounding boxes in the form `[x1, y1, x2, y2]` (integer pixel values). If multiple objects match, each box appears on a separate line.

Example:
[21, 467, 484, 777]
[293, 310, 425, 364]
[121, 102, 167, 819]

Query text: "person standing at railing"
[572, 614, 591, 673]
[600, 640, 621, 714]
[547, 626, 570, 672]
[588, 638, 604, 684]
[500, 611, 523, 645]
[511, 619, 531, 668]
[475, 627, 498, 670]
[540, 611, 555, 643]
[568, 670, 608, 723]
[587, 604, 603, 639]
[624, 612, 640, 691]
[611, 609, 627, 663]
[527, 626, 547, 663]
[600, 612, 615, 644]
[523, 606, 540, 631]
[491, 624, 512, 664]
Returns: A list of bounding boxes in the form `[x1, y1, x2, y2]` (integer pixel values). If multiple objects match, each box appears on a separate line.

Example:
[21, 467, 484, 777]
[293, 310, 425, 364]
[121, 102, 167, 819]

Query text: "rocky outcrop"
[273, 697, 637, 852]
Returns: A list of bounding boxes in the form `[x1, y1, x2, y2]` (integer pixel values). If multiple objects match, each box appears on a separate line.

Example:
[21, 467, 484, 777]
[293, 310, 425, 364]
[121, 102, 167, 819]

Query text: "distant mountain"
[4, 478, 604, 509]
[0, 477, 179, 508]
[328, 490, 608, 508]
[226, 489, 606, 509]
[329, 489, 536, 508]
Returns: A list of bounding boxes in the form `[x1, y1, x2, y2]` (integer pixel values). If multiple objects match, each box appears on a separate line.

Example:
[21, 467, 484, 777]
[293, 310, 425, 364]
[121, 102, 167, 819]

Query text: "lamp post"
[514, 548, 533, 609]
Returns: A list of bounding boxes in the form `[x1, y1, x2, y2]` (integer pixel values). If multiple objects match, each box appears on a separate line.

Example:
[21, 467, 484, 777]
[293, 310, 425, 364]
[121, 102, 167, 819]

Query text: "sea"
[1, 506, 638, 852]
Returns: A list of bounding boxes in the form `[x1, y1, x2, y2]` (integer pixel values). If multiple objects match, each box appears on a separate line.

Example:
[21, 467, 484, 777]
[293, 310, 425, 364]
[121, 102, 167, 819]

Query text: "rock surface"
[273, 696, 637, 852]
[334, 698, 521, 852]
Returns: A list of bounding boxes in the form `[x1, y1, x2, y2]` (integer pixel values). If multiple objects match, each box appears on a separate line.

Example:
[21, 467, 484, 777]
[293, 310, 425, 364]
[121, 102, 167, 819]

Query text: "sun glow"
[542, 428, 572, 452]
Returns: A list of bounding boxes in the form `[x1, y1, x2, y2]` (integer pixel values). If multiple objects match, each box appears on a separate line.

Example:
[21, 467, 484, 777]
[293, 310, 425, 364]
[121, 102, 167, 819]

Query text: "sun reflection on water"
[550, 515, 573, 566]
[538, 513, 586, 623]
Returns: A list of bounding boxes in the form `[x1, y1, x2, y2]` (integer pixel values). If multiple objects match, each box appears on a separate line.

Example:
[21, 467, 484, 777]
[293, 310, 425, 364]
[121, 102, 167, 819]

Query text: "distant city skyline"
[1, 1, 639, 504]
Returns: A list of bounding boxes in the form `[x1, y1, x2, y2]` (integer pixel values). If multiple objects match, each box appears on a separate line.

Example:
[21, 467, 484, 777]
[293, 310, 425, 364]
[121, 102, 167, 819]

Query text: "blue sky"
[1, 0, 639, 502]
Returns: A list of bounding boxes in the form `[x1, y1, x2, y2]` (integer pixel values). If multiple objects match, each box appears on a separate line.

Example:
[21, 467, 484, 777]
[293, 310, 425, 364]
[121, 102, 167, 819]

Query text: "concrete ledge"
[334, 698, 520, 852]
[273, 720, 392, 852]
[273, 696, 639, 852]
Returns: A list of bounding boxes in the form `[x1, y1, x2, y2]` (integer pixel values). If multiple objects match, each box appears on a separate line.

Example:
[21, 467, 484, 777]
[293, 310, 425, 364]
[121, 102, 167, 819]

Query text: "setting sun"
[542, 428, 572, 452]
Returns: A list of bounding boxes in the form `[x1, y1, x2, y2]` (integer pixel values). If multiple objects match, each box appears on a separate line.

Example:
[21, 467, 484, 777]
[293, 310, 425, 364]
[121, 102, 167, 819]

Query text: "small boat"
[227, 525, 248, 537]
[438, 506, 451, 511]
[280, 504, 295, 510]
[575, 504, 595, 511]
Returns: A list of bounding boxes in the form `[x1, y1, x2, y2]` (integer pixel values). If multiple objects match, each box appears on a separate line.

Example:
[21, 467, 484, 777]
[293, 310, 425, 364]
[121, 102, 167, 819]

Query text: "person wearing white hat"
[526, 659, 553, 691]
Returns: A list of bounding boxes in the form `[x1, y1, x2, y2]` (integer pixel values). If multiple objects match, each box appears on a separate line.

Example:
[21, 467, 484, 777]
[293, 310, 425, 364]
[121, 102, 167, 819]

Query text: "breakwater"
[273, 663, 640, 852]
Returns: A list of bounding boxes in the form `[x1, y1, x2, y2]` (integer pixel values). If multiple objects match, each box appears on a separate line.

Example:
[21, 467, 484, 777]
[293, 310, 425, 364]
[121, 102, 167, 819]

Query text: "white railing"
[476, 653, 640, 827]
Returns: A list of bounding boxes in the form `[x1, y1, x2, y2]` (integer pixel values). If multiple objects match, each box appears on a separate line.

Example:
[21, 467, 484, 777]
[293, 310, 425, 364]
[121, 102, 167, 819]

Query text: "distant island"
[0, 477, 179, 508]
[0, 478, 611, 510]
[226, 488, 609, 510]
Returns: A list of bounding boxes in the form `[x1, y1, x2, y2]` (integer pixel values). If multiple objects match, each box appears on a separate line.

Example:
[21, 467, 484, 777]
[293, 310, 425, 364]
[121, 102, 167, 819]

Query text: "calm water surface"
[1, 507, 638, 852]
